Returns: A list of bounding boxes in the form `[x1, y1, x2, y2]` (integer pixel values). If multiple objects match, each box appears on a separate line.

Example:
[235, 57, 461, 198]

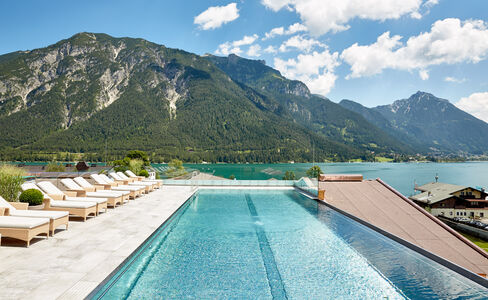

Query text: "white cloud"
[456, 92, 488, 123]
[261, 0, 428, 36]
[444, 76, 466, 83]
[263, 22, 307, 40]
[419, 70, 429, 80]
[247, 45, 261, 57]
[233, 34, 259, 47]
[194, 3, 239, 30]
[264, 27, 285, 40]
[215, 34, 259, 55]
[410, 11, 422, 19]
[425, 0, 439, 7]
[279, 35, 325, 52]
[274, 49, 340, 95]
[263, 45, 277, 53]
[341, 18, 488, 79]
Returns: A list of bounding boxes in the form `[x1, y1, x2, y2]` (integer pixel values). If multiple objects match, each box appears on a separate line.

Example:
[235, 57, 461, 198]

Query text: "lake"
[157, 162, 488, 197]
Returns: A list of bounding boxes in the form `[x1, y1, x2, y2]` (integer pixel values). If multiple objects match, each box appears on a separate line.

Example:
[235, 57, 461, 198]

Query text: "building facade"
[410, 182, 488, 219]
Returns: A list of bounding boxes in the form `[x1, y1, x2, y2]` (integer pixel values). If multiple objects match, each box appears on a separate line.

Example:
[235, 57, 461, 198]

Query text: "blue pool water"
[93, 189, 488, 299]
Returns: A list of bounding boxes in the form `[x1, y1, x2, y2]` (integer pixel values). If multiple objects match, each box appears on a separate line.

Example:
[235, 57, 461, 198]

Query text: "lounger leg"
[26, 240, 30, 247]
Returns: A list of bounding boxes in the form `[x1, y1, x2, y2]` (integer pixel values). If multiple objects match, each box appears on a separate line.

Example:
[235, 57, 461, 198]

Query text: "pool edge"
[85, 189, 198, 300]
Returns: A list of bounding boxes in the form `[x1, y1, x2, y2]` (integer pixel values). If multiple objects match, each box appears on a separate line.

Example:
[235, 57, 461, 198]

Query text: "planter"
[28, 204, 45, 210]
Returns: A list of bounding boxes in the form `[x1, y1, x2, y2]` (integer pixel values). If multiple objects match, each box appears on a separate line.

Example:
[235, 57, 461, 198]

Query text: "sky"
[0, 0, 487, 120]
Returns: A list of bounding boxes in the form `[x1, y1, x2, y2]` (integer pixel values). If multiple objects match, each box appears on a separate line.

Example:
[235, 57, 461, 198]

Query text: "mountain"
[205, 54, 412, 154]
[340, 92, 488, 154]
[0, 32, 364, 162]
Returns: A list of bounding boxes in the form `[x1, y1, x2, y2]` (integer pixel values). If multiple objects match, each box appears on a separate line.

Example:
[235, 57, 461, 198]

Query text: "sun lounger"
[73, 177, 130, 203]
[37, 181, 108, 215]
[60, 178, 123, 207]
[90, 174, 143, 199]
[0, 196, 68, 236]
[109, 172, 154, 192]
[22, 183, 98, 221]
[125, 170, 163, 187]
[99, 174, 147, 194]
[118, 172, 160, 189]
[108, 173, 152, 193]
[0, 207, 50, 247]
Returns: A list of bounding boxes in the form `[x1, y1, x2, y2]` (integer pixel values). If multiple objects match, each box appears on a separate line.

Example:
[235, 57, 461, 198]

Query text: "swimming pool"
[91, 189, 488, 299]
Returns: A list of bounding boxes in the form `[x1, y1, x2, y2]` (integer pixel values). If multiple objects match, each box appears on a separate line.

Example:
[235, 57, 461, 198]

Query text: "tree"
[126, 150, 150, 166]
[282, 171, 296, 180]
[306, 165, 323, 179]
[165, 159, 187, 178]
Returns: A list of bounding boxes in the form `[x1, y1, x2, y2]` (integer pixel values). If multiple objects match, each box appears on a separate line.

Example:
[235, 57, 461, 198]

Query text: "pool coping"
[85, 189, 197, 299]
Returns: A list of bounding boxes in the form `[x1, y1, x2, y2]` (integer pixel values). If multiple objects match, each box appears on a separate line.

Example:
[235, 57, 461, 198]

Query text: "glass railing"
[293, 177, 318, 196]
[162, 179, 296, 186]
[162, 177, 319, 197]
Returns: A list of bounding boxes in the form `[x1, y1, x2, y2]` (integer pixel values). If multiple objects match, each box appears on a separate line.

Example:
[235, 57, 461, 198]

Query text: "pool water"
[93, 189, 488, 299]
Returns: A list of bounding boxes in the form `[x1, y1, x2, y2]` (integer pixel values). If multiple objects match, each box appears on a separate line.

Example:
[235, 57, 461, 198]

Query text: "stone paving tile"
[0, 186, 193, 300]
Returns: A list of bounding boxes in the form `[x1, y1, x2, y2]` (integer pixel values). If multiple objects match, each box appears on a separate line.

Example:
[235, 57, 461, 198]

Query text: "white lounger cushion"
[10, 210, 68, 219]
[60, 178, 84, 191]
[97, 175, 143, 191]
[0, 196, 16, 211]
[62, 178, 119, 199]
[64, 197, 107, 204]
[74, 177, 130, 196]
[37, 181, 107, 204]
[74, 177, 95, 188]
[110, 173, 148, 187]
[128, 182, 152, 187]
[21, 182, 53, 200]
[50, 200, 96, 208]
[0, 195, 69, 220]
[86, 191, 123, 198]
[0, 216, 49, 229]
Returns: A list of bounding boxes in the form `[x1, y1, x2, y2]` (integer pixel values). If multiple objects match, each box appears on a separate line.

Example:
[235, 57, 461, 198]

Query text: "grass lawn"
[460, 232, 488, 252]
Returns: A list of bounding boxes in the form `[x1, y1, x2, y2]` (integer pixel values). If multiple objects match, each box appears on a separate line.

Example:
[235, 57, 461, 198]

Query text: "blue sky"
[0, 0, 487, 118]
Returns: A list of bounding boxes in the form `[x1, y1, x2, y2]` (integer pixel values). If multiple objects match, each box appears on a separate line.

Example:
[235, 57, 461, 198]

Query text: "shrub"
[306, 165, 323, 179]
[282, 171, 296, 180]
[0, 165, 26, 202]
[45, 162, 66, 172]
[139, 169, 149, 177]
[19, 189, 44, 206]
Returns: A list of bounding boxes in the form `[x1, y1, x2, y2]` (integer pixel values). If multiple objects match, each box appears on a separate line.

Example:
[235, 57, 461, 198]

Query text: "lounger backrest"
[109, 172, 122, 181]
[125, 170, 137, 178]
[61, 178, 83, 191]
[21, 182, 53, 200]
[90, 174, 107, 184]
[117, 172, 130, 180]
[74, 177, 92, 188]
[100, 174, 115, 183]
[0, 195, 15, 212]
[37, 181, 64, 196]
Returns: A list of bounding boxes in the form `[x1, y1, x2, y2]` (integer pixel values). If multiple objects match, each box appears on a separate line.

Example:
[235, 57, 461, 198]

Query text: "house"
[317, 174, 488, 277]
[409, 182, 488, 219]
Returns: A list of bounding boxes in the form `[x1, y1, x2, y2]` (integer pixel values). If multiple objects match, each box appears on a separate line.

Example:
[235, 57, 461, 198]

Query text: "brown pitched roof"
[320, 178, 488, 276]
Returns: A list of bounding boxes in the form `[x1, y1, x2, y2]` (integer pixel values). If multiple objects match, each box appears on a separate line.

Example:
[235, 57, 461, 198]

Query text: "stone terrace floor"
[0, 186, 194, 300]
